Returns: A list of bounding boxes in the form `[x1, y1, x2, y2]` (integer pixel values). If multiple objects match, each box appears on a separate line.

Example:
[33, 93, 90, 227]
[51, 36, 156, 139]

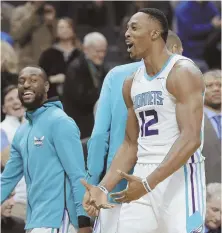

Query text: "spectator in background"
[10, 1, 57, 70]
[63, 32, 108, 139]
[74, 1, 108, 28]
[1, 1, 15, 33]
[0, 31, 14, 46]
[1, 129, 10, 167]
[0, 85, 27, 221]
[39, 17, 82, 98]
[1, 41, 18, 92]
[1, 189, 25, 233]
[203, 70, 221, 184]
[205, 183, 221, 233]
[1, 40, 18, 121]
[175, 1, 221, 72]
[1, 85, 26, 142]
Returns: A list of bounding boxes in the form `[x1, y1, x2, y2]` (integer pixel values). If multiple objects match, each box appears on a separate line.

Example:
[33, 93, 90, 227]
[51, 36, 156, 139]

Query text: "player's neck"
[143, 46, 172, 77]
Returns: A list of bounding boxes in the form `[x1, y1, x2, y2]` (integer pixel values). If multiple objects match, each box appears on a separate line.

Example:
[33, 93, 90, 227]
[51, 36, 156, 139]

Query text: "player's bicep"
[168, 61, 204, 138]
[122, 77, 139, 144]
[176, 91, 203, 138]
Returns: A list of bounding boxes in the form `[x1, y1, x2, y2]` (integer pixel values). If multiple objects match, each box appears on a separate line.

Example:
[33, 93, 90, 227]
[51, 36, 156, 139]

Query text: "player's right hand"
[81, 179, 115, 216]
[82, 188, 99, 217]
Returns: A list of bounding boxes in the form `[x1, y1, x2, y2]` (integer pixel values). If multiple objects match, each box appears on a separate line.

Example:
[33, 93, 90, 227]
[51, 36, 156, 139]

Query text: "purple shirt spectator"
[1, 129, 9, 152]
[0, 32, 14, 46]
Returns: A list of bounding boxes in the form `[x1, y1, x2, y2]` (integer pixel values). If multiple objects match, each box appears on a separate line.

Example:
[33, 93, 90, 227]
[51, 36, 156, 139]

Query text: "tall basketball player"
[82, 8, 206, 233]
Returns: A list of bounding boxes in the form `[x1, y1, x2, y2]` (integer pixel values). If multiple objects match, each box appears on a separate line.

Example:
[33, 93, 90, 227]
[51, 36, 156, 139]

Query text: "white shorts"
[26, 211, 77, 233]
[94, 162, 206, 233]
[93, 205, 121, 233]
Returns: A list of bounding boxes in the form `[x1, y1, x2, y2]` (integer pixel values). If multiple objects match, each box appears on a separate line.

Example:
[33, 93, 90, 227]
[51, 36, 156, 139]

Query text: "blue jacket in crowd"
[1, 100, 88, 230]
[175, 1, 220, 59]
[87, 61, 142, 201]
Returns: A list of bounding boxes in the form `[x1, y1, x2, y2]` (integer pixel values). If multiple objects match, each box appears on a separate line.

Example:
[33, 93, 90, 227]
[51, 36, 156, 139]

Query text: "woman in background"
[1, 41, 19, 121]
[39, 17, 82, 98]
[1, 41, 18, 92]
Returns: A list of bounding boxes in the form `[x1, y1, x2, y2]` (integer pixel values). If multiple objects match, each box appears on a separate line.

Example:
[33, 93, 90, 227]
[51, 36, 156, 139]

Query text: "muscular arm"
[99, 77, 139, 192]
[147, 60, 205, 190]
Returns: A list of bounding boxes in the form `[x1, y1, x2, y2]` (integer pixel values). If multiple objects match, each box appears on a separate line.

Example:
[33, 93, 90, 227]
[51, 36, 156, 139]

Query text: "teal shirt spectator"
[1, 100, 88, 230]
[87, 61, 142, 202]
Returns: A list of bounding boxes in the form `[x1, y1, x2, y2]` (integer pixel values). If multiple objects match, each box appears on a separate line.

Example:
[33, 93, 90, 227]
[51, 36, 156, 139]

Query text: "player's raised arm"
[99, 77, 139, 191]
[147, 60, 205, 190]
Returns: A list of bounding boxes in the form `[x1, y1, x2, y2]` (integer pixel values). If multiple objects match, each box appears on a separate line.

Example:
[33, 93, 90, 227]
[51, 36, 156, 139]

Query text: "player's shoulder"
[50, 107, 79, 130]
[168, 56, 204, 93]
[172, 56, 203, 78]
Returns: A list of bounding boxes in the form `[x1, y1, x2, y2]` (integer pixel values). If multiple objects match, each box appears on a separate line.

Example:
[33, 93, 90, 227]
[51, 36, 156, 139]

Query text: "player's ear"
[172, 44, 178, 54]
[151, 30, 161, 41]
[44, 81, 50, 93]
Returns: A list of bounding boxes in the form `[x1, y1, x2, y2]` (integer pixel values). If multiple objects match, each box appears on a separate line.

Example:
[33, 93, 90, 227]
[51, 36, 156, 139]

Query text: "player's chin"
[22, 100, 36, 109]
[129, 52, 137, 59]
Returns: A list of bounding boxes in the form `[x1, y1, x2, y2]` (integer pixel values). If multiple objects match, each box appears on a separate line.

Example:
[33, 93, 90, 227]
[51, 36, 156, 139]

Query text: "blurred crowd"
[0, 1, 221, 233]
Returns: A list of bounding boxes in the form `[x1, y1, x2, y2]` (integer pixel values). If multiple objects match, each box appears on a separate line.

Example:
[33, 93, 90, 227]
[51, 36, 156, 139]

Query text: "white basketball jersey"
[131, 54, 204, 164]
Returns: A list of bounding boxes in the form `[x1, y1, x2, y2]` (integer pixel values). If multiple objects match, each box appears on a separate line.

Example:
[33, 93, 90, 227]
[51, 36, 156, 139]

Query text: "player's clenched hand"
[110, 170, 147, 203]
[82, 189, 99, 217]
[81, 179, 115, 215]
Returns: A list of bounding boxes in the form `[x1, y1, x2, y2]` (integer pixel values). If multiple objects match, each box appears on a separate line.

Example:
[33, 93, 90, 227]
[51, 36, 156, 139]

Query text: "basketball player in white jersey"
[82, 8, 206, 233]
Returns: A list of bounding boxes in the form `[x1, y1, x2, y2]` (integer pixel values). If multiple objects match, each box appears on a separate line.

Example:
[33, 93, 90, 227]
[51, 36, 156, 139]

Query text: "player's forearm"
[99, 140, 138, 192]
[147, 133, 201, 190]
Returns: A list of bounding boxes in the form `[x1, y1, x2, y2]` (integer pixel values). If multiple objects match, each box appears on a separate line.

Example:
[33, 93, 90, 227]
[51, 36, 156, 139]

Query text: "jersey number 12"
[139, 110, 159, 137]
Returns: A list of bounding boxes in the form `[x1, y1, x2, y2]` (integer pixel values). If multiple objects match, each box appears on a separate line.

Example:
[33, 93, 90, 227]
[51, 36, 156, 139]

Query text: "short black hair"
[19, 66, 48, 81]
[2, 84, 17, 105]
[138, 8, 169, 43]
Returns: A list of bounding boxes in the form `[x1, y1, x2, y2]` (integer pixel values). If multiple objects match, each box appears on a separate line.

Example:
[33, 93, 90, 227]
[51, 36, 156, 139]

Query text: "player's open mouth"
[126, 42, 134, 52]
[23, 91, 34, 99]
